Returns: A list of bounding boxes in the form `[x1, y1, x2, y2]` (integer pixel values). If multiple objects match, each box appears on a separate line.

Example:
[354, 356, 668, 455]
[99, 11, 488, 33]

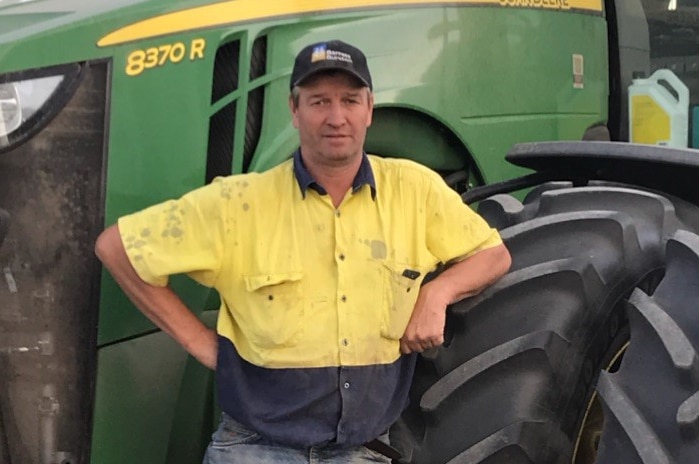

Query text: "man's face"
[290, 72, 373, 168]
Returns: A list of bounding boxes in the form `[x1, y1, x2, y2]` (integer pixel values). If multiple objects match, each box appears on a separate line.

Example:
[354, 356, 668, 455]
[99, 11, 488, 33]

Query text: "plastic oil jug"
[628, 69, 689, 148]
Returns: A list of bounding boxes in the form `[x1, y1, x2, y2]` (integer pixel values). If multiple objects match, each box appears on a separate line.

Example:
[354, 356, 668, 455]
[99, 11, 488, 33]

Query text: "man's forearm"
[430, 243, 511, 304]
[95, 225, 218, 369]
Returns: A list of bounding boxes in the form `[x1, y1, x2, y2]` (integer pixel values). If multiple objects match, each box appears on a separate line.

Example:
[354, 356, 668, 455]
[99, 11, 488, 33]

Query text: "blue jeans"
[202, 414, 392, 464]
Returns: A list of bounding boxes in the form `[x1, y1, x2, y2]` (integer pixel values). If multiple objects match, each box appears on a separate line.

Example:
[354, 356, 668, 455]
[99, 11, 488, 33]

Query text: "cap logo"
[310, 44, 353, 64]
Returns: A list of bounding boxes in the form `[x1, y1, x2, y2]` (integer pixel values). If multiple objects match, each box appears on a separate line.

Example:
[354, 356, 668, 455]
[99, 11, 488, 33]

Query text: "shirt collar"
[293, 149, 377, 200]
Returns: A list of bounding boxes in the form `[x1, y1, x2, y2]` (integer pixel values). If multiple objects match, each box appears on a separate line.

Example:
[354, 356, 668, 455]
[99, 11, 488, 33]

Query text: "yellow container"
[628, 69, 689, 148]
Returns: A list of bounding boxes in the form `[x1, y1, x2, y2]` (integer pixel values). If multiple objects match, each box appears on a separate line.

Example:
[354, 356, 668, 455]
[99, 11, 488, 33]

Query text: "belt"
[363, 438, 402, 460]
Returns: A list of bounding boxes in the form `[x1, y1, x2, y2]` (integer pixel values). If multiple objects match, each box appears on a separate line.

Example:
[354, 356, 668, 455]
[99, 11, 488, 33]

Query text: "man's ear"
[366, 92, 374, 127]
[289, 94, 299, 128]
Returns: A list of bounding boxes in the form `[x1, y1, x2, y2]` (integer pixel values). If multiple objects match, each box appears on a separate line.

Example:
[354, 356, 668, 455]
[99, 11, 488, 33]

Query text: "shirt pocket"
[380, 262, 424, 340]
[242, 271, 304, 348]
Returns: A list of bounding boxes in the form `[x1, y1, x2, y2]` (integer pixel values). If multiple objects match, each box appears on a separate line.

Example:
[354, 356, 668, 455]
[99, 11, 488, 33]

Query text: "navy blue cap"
[290, 40, 372, 91]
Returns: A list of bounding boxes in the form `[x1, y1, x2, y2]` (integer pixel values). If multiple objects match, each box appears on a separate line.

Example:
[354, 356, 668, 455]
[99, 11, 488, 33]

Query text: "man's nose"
[325, 101, 346, 126]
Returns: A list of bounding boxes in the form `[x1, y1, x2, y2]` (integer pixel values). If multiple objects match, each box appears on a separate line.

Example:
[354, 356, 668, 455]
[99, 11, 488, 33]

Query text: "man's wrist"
[422, 279, 454, 309]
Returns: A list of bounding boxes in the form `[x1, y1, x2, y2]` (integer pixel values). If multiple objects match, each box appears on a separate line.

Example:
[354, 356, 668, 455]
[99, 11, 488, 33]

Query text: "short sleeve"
[117, 180, 227, 287]
[424, 174, 502, 263]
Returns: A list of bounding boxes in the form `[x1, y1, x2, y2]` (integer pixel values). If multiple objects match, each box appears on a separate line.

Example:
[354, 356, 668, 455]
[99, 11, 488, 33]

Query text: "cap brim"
[293, 66, 370, 89]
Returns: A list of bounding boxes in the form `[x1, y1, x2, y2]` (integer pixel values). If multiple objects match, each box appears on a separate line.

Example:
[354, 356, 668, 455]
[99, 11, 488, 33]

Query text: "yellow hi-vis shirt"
[118, 153, 502, 447]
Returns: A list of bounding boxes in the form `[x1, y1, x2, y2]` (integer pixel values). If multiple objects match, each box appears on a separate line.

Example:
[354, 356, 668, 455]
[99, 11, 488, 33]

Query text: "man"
[95, 39, 511, 463]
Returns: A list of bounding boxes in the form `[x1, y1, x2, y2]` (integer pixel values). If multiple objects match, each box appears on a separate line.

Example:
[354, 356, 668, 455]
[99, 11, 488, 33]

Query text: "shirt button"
[344, 382, 350, 389]
[341, 295, 347, 302]
[339, 254, 345, 261]
[335, 210, 341, 218]
[342, 339, 349, 346]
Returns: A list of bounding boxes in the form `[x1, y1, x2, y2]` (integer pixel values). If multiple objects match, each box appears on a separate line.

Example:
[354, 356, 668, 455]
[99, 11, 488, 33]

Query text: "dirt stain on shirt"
[362, 239, 387, 259]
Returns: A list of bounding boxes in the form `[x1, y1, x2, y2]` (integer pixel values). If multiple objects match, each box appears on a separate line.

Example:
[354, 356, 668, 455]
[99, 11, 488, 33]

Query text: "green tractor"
[0, 0, 697, 463]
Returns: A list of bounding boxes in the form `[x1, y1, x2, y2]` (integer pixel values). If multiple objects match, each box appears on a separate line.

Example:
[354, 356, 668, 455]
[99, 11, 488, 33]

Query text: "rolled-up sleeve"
[117, 181, 227, 288]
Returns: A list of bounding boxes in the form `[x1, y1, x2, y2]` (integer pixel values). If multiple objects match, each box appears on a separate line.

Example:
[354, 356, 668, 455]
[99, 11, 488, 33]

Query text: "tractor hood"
[0, 0, 91, 11]
[0, 0, 154, 14]
[0, 0, 219, 72]
[0, 0, 82, 38]
[0, 0, 144, 36]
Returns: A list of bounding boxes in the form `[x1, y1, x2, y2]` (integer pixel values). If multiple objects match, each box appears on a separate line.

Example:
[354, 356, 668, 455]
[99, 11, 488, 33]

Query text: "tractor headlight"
[0, 82, 22, 135]
[0, 76, 63, 136]
[0, 64, 83, 152]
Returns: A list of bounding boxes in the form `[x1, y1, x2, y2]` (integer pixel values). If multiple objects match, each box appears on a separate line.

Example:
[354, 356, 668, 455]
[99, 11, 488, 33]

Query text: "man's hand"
[399, 244, 511, 354]
[400, 282, 449, 354]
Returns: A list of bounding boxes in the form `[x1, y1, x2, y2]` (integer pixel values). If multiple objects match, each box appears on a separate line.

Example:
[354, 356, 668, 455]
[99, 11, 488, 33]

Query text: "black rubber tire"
[595, 230, 699, 464]
[393, 183, 697, 464]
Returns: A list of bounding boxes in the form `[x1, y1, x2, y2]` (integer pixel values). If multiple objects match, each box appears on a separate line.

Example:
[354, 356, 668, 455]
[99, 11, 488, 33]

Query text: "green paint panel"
[92, 331, 189, 464]
[91, 311, 217, 463]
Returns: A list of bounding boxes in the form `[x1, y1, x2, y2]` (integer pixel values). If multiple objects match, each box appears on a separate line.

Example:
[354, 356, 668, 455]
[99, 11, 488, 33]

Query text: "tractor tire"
[393, 183, 699, 464]
[595, 230, 699, 463]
